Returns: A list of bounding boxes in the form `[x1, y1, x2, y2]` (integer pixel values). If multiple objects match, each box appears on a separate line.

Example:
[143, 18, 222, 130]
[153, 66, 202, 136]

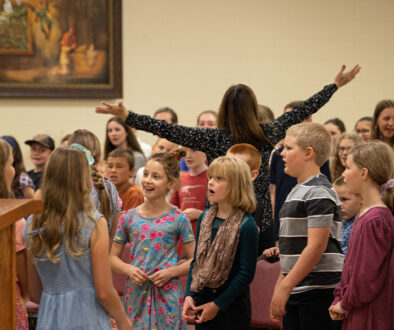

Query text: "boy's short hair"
[226, 143, 261, 172]
[153, 107, 178, 124]
[107, 148, 135, 169]
[286, 122, 332, 167]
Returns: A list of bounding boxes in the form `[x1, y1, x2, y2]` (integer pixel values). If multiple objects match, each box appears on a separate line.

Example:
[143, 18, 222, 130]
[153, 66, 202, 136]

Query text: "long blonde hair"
[208, 156, 256, 213]
[0, 139, 13, 198]
[350, 141, 394, 211]
[68, 129, 111, 220]
[29, 147, 95, 262]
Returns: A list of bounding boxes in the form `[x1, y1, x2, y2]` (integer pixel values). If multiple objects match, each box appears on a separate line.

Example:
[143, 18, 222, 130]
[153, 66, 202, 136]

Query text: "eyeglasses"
[339, 146, 352, 153]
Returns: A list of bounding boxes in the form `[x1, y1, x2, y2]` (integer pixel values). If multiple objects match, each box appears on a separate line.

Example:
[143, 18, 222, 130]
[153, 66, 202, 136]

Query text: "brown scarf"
[190, 204, 245, 292]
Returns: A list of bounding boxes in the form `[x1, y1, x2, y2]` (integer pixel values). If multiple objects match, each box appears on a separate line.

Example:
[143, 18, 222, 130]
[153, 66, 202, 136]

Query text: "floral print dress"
[114, 207, 194, 330]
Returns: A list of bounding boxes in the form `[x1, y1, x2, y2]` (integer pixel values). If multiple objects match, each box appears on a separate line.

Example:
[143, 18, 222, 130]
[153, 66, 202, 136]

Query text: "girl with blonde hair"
[330, 141, 394, 330]
[23, 147, 132, 329]
[69, 129, 121, 238]
[182, 156, 258, 329]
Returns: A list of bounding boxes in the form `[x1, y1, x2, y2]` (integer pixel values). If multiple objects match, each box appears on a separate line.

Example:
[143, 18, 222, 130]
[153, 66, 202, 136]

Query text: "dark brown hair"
[104, 117, 144, 160]
[371, 99, 394, 146]
[108, 148, 135, 170]
[217, 84, 273, 149]
[153, 107, 178, 124]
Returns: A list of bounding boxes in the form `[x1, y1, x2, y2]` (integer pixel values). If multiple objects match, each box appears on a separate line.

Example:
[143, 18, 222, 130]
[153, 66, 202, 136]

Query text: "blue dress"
[23, 211, 111, 330]
[114, 207, 194, 329]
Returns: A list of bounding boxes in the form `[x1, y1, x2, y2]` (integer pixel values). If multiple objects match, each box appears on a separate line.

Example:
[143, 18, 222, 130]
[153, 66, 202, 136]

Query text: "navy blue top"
[185, 210, 258, 310]
[269, 145, 332, 238]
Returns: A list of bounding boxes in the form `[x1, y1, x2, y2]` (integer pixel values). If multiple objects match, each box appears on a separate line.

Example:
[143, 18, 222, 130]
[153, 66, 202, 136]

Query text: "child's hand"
[148, 268, 173, 287]
[329, 302, 348, 320]
[127, 265, 148, 286]
[194, 301, 220, 323]
[183, 208, 203, 220]
[270, 284, 291, 321]
[182, 296, 197, 322]
[263, 247, 279, 258]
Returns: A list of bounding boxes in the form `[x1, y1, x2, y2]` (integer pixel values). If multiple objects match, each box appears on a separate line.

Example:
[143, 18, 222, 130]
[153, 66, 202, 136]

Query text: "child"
[270, 123, 343, 330]
[183, 156, 258, 329]
[333, 176, 363, 256]
[1, 135, 35, 199]
[0, 139, 29, 329]
[69, 129, 122, 239]
[170, 147, 208, 234]
[23, 147, 132, 329]
[135, 137, 177, 189]
[107, 148, 144, 211]
[24, 134, 55, 190]
[226, 143, 276, 255]
[330, 132, 363, 182]
[329, 141, 394, 330]
[110, 149, 195, 329]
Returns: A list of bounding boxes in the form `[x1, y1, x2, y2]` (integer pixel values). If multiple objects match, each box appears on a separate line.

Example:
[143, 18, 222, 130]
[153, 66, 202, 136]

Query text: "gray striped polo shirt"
[279, 174, 344, 294]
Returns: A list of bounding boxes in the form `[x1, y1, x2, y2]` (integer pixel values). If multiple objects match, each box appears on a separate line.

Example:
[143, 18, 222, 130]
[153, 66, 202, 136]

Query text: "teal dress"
[114, 207, 194, 330]
[23, 211, 111, 330]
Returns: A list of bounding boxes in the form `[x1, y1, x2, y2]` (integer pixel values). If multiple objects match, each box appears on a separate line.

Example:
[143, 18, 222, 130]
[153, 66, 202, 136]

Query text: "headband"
[71, 143, 95, 166]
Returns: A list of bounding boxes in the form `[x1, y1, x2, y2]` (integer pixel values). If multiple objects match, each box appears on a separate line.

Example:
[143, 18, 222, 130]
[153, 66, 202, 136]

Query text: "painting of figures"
[0, 0, 122, 98]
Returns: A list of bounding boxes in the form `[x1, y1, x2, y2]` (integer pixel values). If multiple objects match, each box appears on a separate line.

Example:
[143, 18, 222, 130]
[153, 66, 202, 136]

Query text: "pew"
[0, 199, 43, 330]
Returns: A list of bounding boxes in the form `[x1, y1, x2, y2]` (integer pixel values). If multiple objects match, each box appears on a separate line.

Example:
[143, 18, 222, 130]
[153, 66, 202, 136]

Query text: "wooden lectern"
[0, 199, 43, 330]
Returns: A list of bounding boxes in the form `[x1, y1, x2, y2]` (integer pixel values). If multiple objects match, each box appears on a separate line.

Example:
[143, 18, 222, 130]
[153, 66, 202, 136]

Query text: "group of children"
[2, 63, 394, 330]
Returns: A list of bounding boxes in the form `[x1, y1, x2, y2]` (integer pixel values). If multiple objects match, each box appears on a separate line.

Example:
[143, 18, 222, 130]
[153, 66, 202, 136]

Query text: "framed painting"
[0, 0, 122, 98]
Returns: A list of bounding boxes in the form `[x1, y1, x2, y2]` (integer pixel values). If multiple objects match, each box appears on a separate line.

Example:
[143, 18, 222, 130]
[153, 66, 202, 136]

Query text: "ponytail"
[91, 164, 111, 220]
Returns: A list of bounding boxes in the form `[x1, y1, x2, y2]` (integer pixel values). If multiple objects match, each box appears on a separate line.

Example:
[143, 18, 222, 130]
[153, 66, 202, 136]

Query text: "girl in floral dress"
[111, 149, 195, 329]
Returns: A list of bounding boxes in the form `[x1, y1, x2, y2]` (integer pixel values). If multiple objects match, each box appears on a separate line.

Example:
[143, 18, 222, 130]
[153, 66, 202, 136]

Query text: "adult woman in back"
[96, 65, 360, 233]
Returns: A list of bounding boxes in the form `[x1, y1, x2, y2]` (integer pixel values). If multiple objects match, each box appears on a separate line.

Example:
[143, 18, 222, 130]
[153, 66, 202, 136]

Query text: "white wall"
[1, 0, 393, 169]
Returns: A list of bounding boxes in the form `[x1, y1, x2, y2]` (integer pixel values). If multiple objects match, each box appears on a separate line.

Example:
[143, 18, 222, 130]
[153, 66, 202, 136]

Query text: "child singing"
[183, 156, 258, 329]
[110, 149, 195, 329]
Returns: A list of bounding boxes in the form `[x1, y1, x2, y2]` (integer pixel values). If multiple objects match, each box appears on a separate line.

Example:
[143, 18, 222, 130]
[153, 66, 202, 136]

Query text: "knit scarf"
[190, 204, 245, 292]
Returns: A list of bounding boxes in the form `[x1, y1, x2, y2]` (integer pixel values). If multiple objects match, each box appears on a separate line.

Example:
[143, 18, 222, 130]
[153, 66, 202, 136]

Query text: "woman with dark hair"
[96, 65, 360, 246]
[354, 116, 372, 141]
[371, 99, 394, 148]
[104, 117, 146, 170]
[0, 135, 35, 199]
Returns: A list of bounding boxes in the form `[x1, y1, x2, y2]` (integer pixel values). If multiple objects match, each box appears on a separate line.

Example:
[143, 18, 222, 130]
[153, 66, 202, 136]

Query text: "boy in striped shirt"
[270, 122, 343, 330]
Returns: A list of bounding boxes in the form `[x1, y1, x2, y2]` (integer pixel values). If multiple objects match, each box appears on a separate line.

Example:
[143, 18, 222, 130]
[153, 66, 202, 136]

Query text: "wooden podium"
[0, 199, 43, 330]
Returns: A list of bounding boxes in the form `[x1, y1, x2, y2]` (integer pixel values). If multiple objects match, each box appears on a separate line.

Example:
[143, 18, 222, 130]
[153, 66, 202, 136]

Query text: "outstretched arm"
[96, 102, 226, 156]
[264, 64, 361, 145]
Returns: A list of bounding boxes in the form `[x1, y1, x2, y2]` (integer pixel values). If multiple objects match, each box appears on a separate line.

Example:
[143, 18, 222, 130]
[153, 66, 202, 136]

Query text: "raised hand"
[334, 64, 361, 88]
[95, 101, 129, 121]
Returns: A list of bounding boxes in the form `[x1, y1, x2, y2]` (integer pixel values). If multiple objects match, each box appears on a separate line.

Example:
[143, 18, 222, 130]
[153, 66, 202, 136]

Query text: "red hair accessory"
[171, 152, 180, 161]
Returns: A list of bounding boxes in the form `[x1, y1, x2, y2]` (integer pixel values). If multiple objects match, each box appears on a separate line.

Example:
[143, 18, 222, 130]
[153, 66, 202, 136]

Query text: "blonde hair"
[330, 133, 363, 182]
[286, 122, 332, 167]
[208, 156, 256, 213]
[149, 148, 186, 185]
[350, 141, 394, 211]
[226, 143, 262, 172]
[69, 129, 111, 220]
[29, 147, 95, 262]
[0, 139, 13, 198]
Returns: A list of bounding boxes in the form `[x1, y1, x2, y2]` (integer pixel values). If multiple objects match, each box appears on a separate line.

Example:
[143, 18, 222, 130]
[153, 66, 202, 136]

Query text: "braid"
[91, 165, 111, 220]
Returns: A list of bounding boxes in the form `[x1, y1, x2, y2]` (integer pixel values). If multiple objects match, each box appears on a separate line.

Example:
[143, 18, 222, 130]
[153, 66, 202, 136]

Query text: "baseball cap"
[25, 134, 55, 151]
